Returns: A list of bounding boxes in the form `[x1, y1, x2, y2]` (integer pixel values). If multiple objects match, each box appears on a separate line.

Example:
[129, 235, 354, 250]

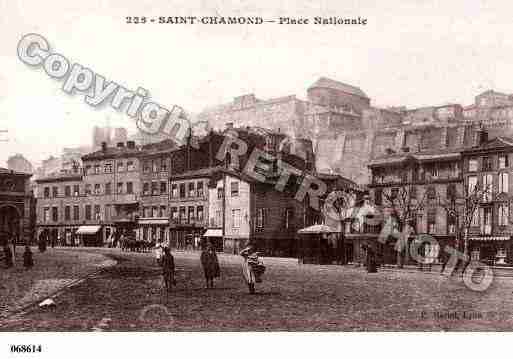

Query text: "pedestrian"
[23, 245, 34, 269]
[3, 244, 13, 268]
[161, 247, 176, 292]
[200, 241, 220, 289]
[240, 243, 265, 294]
[155, 242, 163, 266]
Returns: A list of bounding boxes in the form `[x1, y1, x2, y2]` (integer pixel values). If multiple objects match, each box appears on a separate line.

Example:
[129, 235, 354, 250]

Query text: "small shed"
[297, 224, 341, 264]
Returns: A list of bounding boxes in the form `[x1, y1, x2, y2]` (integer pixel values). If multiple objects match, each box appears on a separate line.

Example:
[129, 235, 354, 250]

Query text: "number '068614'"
[10, 345, 42, 353]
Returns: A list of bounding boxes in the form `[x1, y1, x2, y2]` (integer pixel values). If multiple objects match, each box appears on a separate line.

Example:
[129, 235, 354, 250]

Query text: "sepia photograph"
[2, 1, 513, 357]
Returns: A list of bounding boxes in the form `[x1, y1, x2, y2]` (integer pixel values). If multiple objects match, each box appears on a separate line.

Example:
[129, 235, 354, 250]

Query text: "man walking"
[161, 247, 176, 292]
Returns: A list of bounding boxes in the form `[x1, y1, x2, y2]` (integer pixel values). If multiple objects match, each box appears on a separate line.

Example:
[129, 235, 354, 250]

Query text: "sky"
[1, 0, 513, 167]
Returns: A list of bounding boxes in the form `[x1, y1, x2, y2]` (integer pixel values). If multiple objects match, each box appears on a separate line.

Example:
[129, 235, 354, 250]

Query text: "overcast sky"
[1, 0, 513, 167]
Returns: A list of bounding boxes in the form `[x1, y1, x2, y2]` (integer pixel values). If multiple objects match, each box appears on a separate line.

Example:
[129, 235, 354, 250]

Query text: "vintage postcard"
[1, 0, 513, 357]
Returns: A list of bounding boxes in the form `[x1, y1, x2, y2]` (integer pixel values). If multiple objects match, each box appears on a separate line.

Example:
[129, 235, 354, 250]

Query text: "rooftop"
[308, 77, 369, 99]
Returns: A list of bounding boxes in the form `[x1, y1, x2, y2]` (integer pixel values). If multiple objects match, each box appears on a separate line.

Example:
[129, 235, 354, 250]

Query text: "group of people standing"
[157, 240, 265, 294]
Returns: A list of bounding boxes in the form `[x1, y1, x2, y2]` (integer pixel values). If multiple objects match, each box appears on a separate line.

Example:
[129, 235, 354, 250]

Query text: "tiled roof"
[0, 167, 32, 176]
[170, 166, 224, 180]
[309, 77, 369, 99]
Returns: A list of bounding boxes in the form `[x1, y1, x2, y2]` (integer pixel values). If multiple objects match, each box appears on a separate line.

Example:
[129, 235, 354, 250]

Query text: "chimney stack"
[101, 142, 107, 151]
[126, 141, 135, 149]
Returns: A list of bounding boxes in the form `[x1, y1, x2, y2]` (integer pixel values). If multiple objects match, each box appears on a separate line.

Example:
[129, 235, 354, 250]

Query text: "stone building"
[80, 141, 143, 245]
[0, 168, 33, 245]
[461, 132, 513, 265]
[35, 171, 84, 245]
[7, 154, 34, 174]
[366, 147, 464, 265]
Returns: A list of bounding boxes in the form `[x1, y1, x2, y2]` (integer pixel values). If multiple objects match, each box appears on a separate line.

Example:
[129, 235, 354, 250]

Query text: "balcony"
[114, 193, 138, 204]
[169, 218, 206, 227]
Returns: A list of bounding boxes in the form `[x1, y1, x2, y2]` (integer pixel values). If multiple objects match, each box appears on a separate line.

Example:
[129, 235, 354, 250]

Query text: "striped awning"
[138, 218, 169, 225]
[470, 236, 510, 242]
[203, 229, 222, 237]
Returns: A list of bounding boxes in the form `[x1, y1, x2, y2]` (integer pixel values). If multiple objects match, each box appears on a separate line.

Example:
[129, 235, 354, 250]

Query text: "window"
[65, 186, 71, 197]
[161, 158, 167, 172]
[467, 176, 477, 195]
[170, 207, 178, 221]
[427, 186, 436, 200]
[499, 155, 509, 169]
[215, 210, 222, 227]
[85, 184, 92, 195]
[105, 205, 110, 220]
[127, 182, 133, 194]
[469, 158, 478, 172]
[117, 161, 125, 173]
[256, 208, 267, 229]
[171, 184, 178, 197]
[481, 207, 492, 235]
[179, 207, 186, 223]
[160, 181, 167, 194]
[390, 187, 399, 200]
[143, 182, 150, 196]
[482, 156, 492, 171]
[447, 212, 456, 235]
[231, 181, 239, 197]
[159, 205, 167, 217]
[73, 205, 79, 220]
[105, 182, 112, 195]
[152, 206, 159, 218]
[104, 163, 113, 173]
[232, 209, 241, 228]
[151, 182, 158, 195]
[73, 185, 79, 197]
[51, 207, 58, 222]
[65, 206, 71, 221]
[217, 187, 224, 199]
[483, 174, 493, 202]
[285, 208, 294, 229]
[94, 164, 100, 174]
[44, 187, 50, 198]
[152, 160, 159, 173]
[471, 207, 480, 227]
[498, 203, 509, 226]
[85, 165, 92, 174]
[427, 164, 439, 179]
[179, 183, 186, 198]
[94, 205, 101, 220]
[43, 207, 50, 222]
[427, 209, 436, 234]
[446, 184, 456, 200]
[188, 206, 195, 223]
[499, 173, 509, 193]
[127, 161, 135, 171]
[52, 186, 58, 198]
[197, 181, 204, 197]
[143, 161, 150, 173]
[85, 205, 92, 220]
[409, 186, 417, 200]
[117, 182, 123, 194]
[374, 188, 382, 205]
[94, 183, 101, 195]
[188, 182, 195, 197]
[197, 206, 204, 222]
[143, 207, 151, 218]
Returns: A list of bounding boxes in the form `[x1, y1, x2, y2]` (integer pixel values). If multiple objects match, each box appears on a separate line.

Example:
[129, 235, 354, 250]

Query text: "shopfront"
[469, 236, 512, 266]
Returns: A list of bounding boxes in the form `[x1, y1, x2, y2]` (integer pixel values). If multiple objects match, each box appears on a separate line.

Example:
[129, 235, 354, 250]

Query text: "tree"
[438, 181, 493, 258]
[382, 184, 427, 268]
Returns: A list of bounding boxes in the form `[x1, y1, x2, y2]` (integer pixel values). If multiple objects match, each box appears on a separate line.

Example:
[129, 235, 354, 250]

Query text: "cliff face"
[196, 78, 513, 185]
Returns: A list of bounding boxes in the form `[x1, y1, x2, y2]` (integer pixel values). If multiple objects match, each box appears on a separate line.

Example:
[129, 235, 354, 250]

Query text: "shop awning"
[138, 218, 169, 225]
[298, 224, 340, 234]
[470, 236, 510, 241]
[76, 225, 101, 235]
[203, 229, 222, 237]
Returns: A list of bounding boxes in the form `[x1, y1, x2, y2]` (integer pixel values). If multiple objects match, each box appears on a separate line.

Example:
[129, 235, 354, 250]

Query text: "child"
[200, 242, 220, 289]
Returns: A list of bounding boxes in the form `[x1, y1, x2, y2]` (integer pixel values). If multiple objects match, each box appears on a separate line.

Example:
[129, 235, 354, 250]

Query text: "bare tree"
[382, 184, 427, 268]
[438, 182, 493, 258]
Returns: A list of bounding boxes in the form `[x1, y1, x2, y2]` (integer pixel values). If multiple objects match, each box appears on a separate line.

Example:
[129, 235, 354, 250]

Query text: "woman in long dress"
[240, 243, 264, 294]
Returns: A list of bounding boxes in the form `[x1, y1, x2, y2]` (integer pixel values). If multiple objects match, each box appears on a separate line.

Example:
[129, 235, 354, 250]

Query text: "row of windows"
[85, 160, 136, 175]
[373, 184, 458, 205]
[142, 159, 168, 173]
[468, 155, 509, 172]
[217, 181, 239, 199]
[42, 204, 121, 222]
[43, 182, 134, 198]
[170, 181, 205, 198]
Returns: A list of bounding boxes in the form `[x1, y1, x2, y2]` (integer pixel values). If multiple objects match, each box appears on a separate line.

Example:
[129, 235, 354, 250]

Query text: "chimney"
[126, 141, 135, 149]
[117, 142, 125, 148]
[101, 142, 107, 151]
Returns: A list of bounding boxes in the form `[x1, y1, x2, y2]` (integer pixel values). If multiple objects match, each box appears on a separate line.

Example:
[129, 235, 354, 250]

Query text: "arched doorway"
[0, 204, 21, 246]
